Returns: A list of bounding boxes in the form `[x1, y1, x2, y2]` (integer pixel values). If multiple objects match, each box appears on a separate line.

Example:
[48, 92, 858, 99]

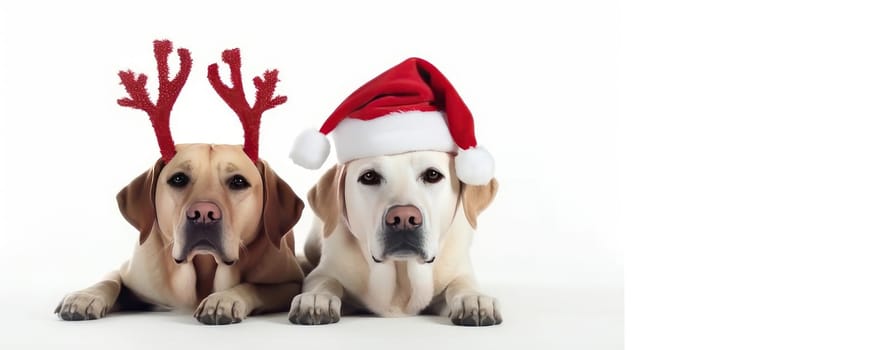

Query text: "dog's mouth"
[372, 227, 435, 264]
[173, 221, 236, 265]
[371, 252, 436, 264]
[189, 238, 216, 251]
[173, 242, 237, 266]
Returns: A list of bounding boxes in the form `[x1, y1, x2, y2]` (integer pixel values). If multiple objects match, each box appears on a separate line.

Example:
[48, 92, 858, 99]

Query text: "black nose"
[385, 205, 422, 230]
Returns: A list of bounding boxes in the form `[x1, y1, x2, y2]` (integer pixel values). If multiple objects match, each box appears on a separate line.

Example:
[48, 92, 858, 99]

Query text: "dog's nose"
[186, 202, 222, 224]
[385, 205, 423, 230]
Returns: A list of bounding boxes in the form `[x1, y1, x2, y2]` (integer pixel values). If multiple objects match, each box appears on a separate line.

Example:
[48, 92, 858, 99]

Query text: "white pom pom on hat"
[455, 146, 494, 186]
[289, 57, 494, 185]
[290, 129, 330, 170]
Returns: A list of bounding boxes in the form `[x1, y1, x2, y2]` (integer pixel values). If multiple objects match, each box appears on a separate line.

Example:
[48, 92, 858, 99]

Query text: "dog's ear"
[461, 178, 499, 229]
[117, 158, 165, 244]
[308, 165, 344, 238]
[257, 160, 304, 249]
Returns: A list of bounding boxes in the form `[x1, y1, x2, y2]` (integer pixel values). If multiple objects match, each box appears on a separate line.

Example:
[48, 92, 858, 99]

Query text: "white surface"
[0, 0, 620, 349]
[621, 1, 893, 349]
[4, 286, 620, 349]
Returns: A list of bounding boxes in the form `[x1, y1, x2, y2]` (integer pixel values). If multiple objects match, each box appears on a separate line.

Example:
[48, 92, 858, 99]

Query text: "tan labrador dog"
[55, 41, 303, 324]
[55, 144, 304, 324]
[288, 151, 500, 326]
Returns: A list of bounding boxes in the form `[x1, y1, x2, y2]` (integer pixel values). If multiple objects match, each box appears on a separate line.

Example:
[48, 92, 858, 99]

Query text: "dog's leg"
[443, 276, 502, 326]
[193, 282, 301, 325]
[287, 275, 344, 325]
[55, 270, 122, 321]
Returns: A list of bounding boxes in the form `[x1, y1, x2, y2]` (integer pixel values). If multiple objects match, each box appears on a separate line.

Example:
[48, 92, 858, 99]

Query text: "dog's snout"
[385, 205, 422, 230]
[186, 201, 222, 224]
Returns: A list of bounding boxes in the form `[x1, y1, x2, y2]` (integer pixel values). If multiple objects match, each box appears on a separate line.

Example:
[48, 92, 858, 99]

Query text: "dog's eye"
[422, 169, 444, 184]
[228, 175, 251, 190]
[358, 170, 382, 185]
[167, 172, 190, 188]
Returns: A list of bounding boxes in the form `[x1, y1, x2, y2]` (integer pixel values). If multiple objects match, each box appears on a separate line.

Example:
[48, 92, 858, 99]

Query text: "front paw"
[194, 292, 247, 325]
[288, 293, 341, 325]
[55, 292, 110, 321]
[449, 294, 502, 326]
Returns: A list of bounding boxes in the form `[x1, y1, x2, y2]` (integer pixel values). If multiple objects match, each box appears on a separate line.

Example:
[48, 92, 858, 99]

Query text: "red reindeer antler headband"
[208, 49, 287, 162]
[117, 40, 287, 163]
[117, 40, 190, 162]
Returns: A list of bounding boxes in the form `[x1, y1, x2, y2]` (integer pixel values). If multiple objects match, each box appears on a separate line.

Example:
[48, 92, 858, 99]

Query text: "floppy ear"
[307, 165, 344, 238]
[117, 158, 165, 244]
[461, 178, 499, 229]
[257, 160, 304, 249]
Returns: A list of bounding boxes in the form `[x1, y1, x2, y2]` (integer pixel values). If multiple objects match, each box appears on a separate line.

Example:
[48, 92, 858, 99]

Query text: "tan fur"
[289, 151, 502, 326]
[56, 144, 305, 324]
[306, 165, 344, 238]
[462, 179, 499, 229]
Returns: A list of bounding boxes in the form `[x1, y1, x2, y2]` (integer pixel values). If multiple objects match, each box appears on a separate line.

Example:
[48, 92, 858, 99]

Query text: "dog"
[55, 144, 305, 324]
[288, 150, 500, 326]
[56, 40, 304, 324]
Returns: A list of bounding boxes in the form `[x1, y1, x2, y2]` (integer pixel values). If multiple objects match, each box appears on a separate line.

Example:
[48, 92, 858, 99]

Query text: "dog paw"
[194, 292, 247, 325]
[55, 292, 110, 321]
[288, 293, 341, 325]
[449, 294, 502, 326]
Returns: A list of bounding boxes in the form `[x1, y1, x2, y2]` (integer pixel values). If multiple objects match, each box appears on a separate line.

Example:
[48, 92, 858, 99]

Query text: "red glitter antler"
[207, 48, 287, 162]
[117, 40, 192, 162]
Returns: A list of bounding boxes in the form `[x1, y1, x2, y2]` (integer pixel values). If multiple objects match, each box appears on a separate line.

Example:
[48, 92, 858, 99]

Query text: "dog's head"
[309, 151, 497, 264]
[113, 42, 301, 265]
[116, 144, 303, 265]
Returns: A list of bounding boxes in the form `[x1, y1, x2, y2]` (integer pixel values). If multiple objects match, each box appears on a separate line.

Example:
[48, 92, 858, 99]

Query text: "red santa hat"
[289, 57, 494, 185]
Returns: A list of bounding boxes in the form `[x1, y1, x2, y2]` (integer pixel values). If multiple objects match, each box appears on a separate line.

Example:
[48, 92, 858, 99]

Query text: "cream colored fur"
[289, 151, 500, 326]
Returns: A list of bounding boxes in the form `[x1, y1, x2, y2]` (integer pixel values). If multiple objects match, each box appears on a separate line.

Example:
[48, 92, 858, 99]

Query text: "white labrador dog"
[288, 151, 499, 326]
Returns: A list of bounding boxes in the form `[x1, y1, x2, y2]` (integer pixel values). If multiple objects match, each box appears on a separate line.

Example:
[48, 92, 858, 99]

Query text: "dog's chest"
[192, 255, 218, 301]
[166, 257, 240, 308]
[362, 261, 434, 316]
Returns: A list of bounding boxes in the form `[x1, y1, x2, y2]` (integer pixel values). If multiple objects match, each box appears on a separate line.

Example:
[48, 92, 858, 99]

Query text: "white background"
[622, 1, 893, 349]
[4, 1, 892, 350]
[0, 1, 620, 349]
